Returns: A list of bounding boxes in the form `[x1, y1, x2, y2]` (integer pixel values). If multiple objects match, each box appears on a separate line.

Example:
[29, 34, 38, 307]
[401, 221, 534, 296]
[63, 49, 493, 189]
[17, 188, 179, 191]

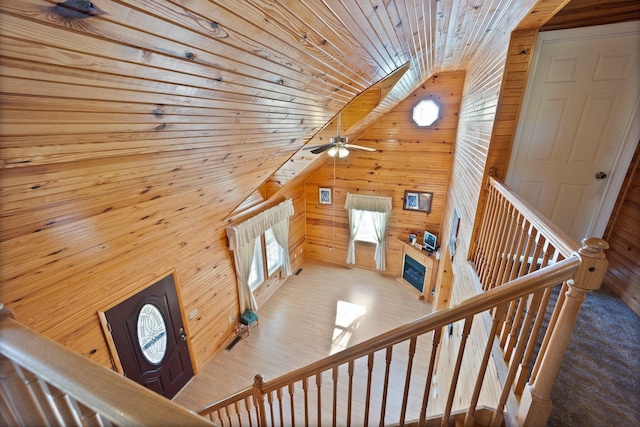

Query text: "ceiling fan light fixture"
[327, 145, 349, 158]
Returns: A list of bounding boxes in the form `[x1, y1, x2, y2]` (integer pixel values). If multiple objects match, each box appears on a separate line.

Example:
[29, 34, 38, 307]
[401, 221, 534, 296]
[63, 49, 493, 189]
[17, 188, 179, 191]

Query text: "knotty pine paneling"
[304, 72, 465, 277]
[603, 142, 640, 316]
[542, 0, 640, 31]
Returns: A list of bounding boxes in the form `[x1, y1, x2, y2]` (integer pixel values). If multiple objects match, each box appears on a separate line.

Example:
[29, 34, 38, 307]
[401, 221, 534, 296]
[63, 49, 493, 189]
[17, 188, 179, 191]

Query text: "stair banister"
[517, 238, 609, 426]
[0, 304, 215, 427]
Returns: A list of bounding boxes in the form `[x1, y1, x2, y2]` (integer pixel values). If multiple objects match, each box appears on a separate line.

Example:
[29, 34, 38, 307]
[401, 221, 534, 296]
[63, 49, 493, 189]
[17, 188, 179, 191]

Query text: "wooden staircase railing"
[198, 178, 609, 427]
[0, 176, 608, 427]
[0, 304, 217, 427]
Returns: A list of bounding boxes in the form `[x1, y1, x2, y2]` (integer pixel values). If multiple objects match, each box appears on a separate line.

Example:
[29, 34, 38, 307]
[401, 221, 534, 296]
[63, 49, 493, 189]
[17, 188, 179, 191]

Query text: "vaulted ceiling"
[1, 0, 638, 223]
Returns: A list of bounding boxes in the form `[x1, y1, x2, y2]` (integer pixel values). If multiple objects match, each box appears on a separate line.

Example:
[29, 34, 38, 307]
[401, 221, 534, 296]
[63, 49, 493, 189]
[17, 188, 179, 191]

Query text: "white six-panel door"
[506, 22, 640, 243]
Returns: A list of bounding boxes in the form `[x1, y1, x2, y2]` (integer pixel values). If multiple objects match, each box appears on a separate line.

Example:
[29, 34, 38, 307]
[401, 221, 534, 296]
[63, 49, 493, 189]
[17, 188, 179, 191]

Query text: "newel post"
[517, 238, 609, 426]
[252, 374, 268, 427]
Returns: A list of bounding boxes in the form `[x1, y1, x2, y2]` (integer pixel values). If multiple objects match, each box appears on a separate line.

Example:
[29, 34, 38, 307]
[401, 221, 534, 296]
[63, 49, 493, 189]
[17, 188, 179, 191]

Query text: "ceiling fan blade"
[310, 144, 334, 154]
[344, 144, 376, 152]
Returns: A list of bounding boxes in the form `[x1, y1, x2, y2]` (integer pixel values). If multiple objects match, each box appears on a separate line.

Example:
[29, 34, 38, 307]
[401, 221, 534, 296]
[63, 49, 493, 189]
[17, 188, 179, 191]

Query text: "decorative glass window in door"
[136, 303, 168, 364]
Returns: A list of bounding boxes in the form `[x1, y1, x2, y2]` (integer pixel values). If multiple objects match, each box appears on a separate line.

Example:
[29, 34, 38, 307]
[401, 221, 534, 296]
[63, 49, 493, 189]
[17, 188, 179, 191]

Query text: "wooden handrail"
[200, 177, 609, 427]
[487, 177, 580, 257]
[200, 257, 580, 420]
[0, 307, 215, 427]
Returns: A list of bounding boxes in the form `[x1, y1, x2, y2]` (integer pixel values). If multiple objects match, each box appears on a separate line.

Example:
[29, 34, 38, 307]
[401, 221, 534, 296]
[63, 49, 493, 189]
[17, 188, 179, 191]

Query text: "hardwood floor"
[173, 259, 434, 417]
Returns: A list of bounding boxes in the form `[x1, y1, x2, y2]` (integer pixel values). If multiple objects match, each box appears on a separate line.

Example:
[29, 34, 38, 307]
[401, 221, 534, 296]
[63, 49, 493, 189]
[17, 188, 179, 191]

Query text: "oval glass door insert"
[136, 303, 168, 364]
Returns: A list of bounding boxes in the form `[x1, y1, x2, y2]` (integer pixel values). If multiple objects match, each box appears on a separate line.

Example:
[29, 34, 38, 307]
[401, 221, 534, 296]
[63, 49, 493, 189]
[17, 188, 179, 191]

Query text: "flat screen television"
[423, 231, 437, 252]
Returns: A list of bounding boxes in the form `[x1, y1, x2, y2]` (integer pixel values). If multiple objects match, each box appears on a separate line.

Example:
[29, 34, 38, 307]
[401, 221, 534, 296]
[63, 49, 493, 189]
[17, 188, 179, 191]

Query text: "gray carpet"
[548, 286, 640, 426]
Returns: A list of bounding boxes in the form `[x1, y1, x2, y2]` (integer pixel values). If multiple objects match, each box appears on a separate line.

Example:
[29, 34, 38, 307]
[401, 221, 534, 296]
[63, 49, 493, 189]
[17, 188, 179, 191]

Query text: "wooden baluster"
[10, 363, 59, 425]
[517, 238, 609, 427]
[252, 374, 266, 427]
[529, 280, 568, 384]
[465, 303, 508, 427]
[474, 182, 498, 272]
[499, 299, 517, 349]
[514, 286, 553, 395]
[0, 357, 47, 426]
[277, 387, 284, 427]
[364, 353, 375, 427]
[69, 399, 103, 427]
[379, 346, 393, 427]
[0, 390, 19, 426]
[233, 400, 242, 427]
[515, 223, 536, 278]
[399, 337, 417, 427]
[491, 290, 545, 427]
[475, 186, 498, 281]
[332, 366, 338, 427]
[504, 296, 526, 362]
[494, 206, 520, 287]
[479, 192, 505, 288]
[500, 213, 526, 285]
[418, 328, 442, 427]
[483, 198, 511, 290]
[244, 396, 253, 427]
[267, 390, 275, 427]
[302, 376, 309, 427]
[316, 372, 322, 427]
[347, 360, 354, 427]
[442, 317, 473, 426]
[288, 383, 296, 427]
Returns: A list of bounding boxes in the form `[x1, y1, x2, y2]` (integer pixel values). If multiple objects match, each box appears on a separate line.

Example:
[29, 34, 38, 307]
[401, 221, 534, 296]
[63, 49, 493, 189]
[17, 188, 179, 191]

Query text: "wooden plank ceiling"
[1, 0, 638, 223]
[0, 0, 512, 218]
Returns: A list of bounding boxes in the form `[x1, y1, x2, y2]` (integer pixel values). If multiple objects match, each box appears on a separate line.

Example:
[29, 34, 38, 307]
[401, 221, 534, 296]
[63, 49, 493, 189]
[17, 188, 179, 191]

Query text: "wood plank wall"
[0, 0, 309, 371]
[604, 142, 640, 316]
[304, 72, 465, 277]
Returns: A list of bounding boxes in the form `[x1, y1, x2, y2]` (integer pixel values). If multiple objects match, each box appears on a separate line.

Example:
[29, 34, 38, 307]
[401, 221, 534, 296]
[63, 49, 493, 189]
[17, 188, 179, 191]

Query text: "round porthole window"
[136, 303, 168, 365]
[412, 99, 440, 126]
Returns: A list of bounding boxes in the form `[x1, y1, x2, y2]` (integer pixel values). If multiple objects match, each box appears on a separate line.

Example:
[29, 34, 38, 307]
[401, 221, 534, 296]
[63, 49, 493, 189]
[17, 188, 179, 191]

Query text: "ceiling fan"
[304, 113, 376, 158]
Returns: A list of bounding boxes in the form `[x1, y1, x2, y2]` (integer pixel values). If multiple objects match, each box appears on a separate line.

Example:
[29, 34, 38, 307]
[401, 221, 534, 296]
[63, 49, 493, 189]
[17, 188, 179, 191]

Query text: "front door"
[506, 22, 640, 242]
[104, 274, 194, 399]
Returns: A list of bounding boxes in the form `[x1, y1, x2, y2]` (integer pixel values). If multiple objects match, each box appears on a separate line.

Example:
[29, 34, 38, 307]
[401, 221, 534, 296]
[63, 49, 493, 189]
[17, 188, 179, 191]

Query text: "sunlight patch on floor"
[330, 300, 367, 355]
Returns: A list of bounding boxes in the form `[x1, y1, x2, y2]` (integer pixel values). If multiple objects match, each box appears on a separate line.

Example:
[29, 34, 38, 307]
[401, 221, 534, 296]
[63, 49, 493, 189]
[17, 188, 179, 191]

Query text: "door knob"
[595, 171, 607, 180]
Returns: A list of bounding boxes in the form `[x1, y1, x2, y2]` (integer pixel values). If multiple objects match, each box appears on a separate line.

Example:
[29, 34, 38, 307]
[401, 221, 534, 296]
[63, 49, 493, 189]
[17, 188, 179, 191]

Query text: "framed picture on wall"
[403, 190, 433, 213]
[319, 187, 332, 205]
[449, 208, 460, 260]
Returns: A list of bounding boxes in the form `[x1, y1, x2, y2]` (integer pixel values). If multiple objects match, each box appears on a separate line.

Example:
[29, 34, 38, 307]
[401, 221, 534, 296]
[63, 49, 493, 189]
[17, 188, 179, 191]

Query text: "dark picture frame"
[403, 190, 433, 213]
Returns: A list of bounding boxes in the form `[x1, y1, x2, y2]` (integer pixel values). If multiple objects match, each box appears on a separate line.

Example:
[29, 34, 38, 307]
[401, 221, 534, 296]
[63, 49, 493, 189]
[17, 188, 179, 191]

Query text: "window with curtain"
[226, 199, 294, 313]
[344, 194, 392, 271]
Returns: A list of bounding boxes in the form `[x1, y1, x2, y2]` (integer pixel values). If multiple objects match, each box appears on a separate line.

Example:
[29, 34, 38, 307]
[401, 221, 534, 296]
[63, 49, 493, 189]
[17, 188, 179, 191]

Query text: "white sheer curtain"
[270, 218, 291, 276]
[226, 199, 294, 312]
[371, 210, 388, 270]
[344, 194, 392, 270]
[232, 239, 258, 312]
[346, 209, 365, 264]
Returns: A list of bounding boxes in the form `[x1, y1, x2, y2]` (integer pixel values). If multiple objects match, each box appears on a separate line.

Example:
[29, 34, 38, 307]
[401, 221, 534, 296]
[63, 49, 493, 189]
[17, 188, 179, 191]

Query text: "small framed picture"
[403, 190, 433, 213]
[405, 192, 419, 209]
[319, 187, 332, 205]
